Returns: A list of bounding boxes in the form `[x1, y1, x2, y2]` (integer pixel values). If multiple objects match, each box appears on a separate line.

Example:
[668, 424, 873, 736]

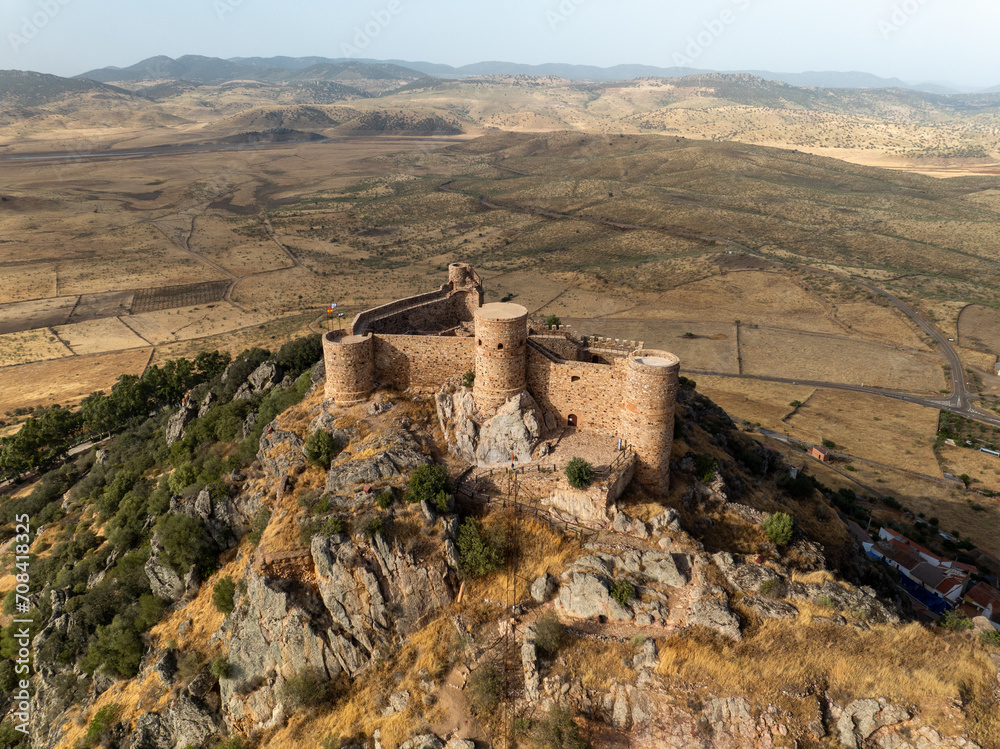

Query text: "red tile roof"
[966, 583, 1000, 613]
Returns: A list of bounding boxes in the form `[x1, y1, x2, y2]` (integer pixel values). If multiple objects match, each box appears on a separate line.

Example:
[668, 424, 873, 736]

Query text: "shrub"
[467, 662, 502, 714]
[762, 512, 794, 547]
[212, 577, 236, 615]
[210, 655, 233, 679]
[407, 464, 451, 504]
[154, 514, 219, 576]
[456, 518, 505, 579]
[364, 517, 385, 537]
[530, 703, 588, 749]
[544, 314, 561, 328]
[279, 667, 338, 708]
[247, 508, 271, 546]
[759, 579, 782, 597]
[609, 580, 635, 609]
[564, 458, 594, 490]
[324, 516, 347, 536]
[461, 370, 476, 388]
[376, 489, 394, 509]
[83, 704, 122, 748]
[789, 400, 803, 408]
[693, 454, 717, 484]
[304, 430, 340, 468]
[534, 611, 566, 655]
[940, 610, 975, 631]
[980, 629, 1000, 647]
[822, 439, 837, 449]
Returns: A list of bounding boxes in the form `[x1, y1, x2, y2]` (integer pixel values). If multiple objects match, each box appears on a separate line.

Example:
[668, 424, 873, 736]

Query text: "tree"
[154, 514, 219, 576]
[304, 430, 340, 468]
[456, 518, 505, 579]
[763, 512, 794, 547]
[407, 464, 451, 504]
[530, 703, 588, 749]
[565, 458, 594, 490]
[545, 314, 562, 328]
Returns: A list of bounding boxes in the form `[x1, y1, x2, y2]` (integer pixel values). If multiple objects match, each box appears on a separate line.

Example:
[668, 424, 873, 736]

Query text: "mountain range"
[77, 54, 994, 94]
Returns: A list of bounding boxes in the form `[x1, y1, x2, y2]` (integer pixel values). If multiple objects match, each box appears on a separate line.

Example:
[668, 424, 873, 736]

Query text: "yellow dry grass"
[54, 671, 172, 749]
[0, 348, 152, 414]
[52, 317, 148, 355]
[149, 312, 315, 366]
[261, 616, 457, 749]
[959, 305, 1000, 357]
[938, 445, 1000, 495]
[740, 327, 945, 393]
[784, 389, 941, 475]
[696, 376, 816, 427]
[552, 636, 638, 693]
[0, 328, 72, 367]
[833, 302, 931, 350]
[125, 303, 275, 345]
[657, 622, 999, 742]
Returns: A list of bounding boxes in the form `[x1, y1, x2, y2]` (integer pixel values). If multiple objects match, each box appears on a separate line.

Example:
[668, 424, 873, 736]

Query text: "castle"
[323, 263, 680, 493]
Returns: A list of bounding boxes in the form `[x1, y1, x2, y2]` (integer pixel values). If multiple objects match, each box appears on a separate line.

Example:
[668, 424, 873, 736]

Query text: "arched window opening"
[567, 414, 578, 427]
[571, 376, 581, 383]
[498, 343, 504, 350]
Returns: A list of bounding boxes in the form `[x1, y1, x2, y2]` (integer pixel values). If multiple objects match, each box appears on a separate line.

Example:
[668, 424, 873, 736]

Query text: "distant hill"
[0, 69, 133, 106]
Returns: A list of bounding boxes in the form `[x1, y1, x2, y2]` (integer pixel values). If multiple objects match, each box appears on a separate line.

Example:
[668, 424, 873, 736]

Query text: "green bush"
[279, 667, 339, 708]
[980, 629, 1000, 647]
[84, 704, 122, 748]
[365, 517, 385, 537]
[564, 458, 594, 490]
[530, 703, 588, 749]
[324, 517, 347, 535]
[375, 489, 394, 509]
[822, 439, 837, 449]
[762, 512, 794, 547]
[693, 454, 717, 483]
[212, 577, 236, 615]
[247, 508, 271, 547]
[609, 580, 635, 609]
[304, 430, 341, 468]
[456, 518, 505, 579]
[461, 371, 475, 388]
[940, 610, 974, 631]
[544, 314, 561, 328]
[210, 655, 233, 679]
[534, 611, 566, 655]
[407, 464, 451, 504]
[154, 514, 219, 576]
[467, 662, 502, 714]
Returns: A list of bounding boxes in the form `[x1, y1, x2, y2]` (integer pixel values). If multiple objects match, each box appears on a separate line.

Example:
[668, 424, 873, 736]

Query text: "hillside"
[0, 70, 133, 106]
[1, 333, 998, 749]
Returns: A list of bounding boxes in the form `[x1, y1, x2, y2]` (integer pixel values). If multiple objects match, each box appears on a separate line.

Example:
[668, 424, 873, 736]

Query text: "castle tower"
[449, 262, 476, 289]
[322, 332, 375, 406]
[473, 303, 528, 412]
[620, 350, 681, 493]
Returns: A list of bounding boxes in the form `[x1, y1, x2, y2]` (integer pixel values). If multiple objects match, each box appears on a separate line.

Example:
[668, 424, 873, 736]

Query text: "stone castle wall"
[620, 351, 680, 494]
[354, 290, 478, 336]
[374, 335, 476, 392]
[526, 345, 626, 435]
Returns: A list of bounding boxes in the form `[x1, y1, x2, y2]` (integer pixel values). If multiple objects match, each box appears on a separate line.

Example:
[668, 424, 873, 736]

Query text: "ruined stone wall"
[526, 345, 626, 436]
[474, 304, 529, 411]
[353, 290, 479, 336]
[531, 335, 591, 362]
[373, 335, 476, 392]
[323, 332, 375, 405]
[620, 351, 680, 493]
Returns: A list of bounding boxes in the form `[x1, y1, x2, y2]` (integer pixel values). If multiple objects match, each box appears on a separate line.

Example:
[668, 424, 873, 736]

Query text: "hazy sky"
[3, 0, 999, 87]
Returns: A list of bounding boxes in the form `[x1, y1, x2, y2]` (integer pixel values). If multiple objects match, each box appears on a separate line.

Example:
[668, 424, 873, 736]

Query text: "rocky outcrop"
[436, 387, 542, 466]
[166, 395, 197, 446]
[836, 699, 910, 749]
[170, 487, 242, 550]
[235, 362, 284, 400]
[257, 424, 306, 478]
[686, 586, 743, 640]
[145, 537, 187, 603]
[325, 431, 428, 496]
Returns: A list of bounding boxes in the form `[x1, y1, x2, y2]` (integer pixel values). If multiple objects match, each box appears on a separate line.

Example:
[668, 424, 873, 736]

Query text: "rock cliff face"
[436, 387, 542, 466]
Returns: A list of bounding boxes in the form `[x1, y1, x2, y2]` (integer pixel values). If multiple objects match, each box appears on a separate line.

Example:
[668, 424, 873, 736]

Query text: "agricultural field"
[53, 317, 148, 355]
[937, 445, 1000, 495]
[0, 329, 72, 367]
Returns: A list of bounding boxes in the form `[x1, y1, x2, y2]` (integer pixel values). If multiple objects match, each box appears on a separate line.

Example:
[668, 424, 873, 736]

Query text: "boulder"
[475, 393, 542, 466]
[836, 699, 910, 749]
[383, 690, 411, 717]
[649, 508, 682, 534]
[145, 538, 186, 603]
[522, 624, 540, 702]
[162, 693, 221, 749]
[531, 573, 557, 603]
[742, 595, 799, 620]
[558, 572, 631, 621]
[444, 740, 475, 749]
[125, 713, 170, 749]
[398, 737, 444, 749]
[612, 511, 650, 539]
[325, 432, 427, 495]
[249, 362, 283, 392]
[687, 587, 742, 640]
[258, 425, 306, 478]
[198, 391, 216, 418]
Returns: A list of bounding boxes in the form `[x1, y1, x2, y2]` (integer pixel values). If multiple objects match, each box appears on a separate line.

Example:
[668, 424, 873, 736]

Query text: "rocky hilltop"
[3, 341, 999, 749]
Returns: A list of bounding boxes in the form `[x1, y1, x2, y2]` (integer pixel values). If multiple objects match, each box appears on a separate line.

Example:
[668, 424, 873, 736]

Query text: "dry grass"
[261, 616, 458, 749]
[552, 636, 638, 693]
[740, 328, 945, 393]
[52, 317, 148, 355]
[125, 302, 275, 345]
[697, 376, 816, 427]
[784, 389, 941, 475]
[657, 621, 999, 741]
[938, 445, 1000, 495]
[0, 328, 72, 367]
[959, 305, 1000, 357]
[0, 348, 151, 414]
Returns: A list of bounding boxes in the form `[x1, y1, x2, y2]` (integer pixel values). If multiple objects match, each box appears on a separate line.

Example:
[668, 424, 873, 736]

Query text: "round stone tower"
[322, 331, 375, 406]
[473, 303, 528, 412]
[449, 262, 476, 289]
[620, 350, 681, 493]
